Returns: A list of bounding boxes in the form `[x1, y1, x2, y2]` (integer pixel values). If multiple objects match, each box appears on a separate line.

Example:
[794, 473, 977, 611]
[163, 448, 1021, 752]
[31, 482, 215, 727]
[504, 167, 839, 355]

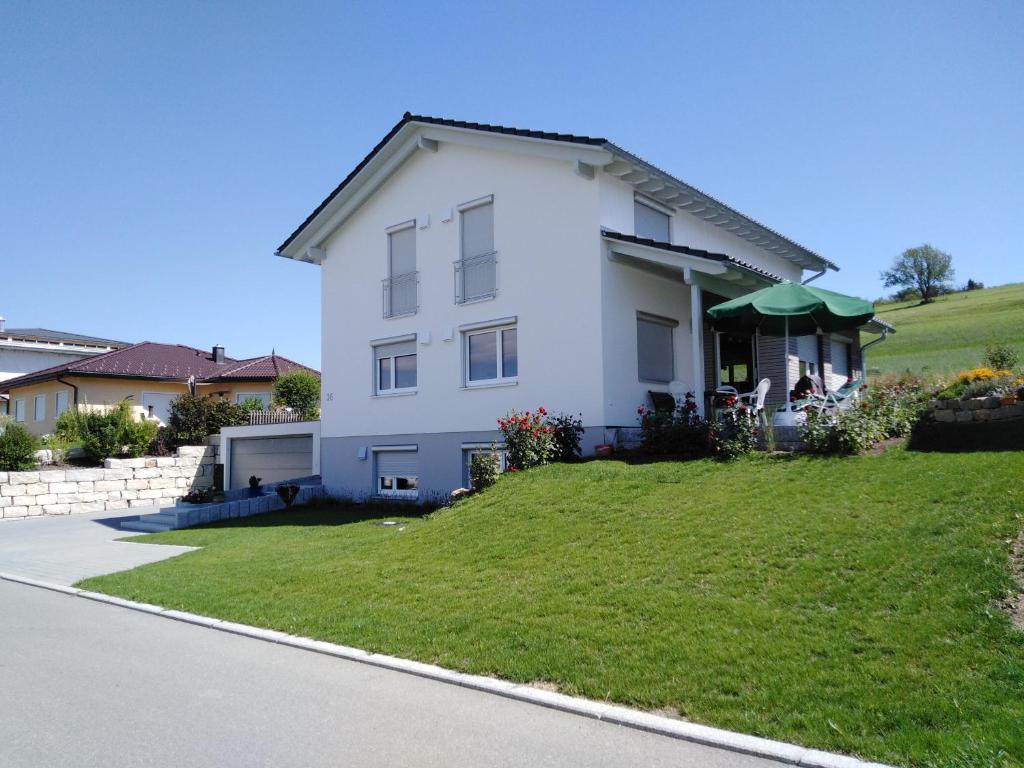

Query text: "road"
[0, 580, 782, 768]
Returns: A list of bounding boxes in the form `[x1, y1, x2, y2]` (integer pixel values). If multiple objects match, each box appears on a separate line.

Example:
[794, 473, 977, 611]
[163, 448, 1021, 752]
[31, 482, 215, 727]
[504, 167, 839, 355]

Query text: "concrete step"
[120, 520, 174, 533]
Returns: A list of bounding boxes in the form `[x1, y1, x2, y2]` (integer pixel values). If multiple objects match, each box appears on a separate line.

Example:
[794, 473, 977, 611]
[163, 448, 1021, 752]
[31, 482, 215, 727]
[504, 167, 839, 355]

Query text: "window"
[384, 223, 417, 317]
[375, 448, 418, 498]
[33, 394, 45, 421]
[637, 312, 677, 383]
[374, 339, 417, 394]
[463, 446, 508, 488]
[235, 392, 270, 408]
[797, 335, 820, 378]
[634, 199, 671, 242]
[456, 198, 496, 303]
[464, 324, 517, 386]
[55, 390, 69, 417]
[14, 398, 25, 422]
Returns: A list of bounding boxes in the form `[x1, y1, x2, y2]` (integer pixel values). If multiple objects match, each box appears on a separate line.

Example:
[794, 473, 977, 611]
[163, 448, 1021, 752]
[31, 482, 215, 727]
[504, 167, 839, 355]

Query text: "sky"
[2, 0, 1022, 368]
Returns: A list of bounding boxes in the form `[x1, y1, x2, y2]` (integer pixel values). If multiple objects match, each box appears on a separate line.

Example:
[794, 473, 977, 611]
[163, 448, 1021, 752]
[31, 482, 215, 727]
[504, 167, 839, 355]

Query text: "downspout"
[802, 269, 826, 285]
[859, 330, 889, 382]
[57, 377, 79, 408]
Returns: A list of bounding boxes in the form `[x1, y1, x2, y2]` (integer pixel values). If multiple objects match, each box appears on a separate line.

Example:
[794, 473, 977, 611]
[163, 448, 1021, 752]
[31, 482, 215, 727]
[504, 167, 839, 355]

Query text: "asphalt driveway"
[0, 580, 783, 768]
[0, 511, 194, 584]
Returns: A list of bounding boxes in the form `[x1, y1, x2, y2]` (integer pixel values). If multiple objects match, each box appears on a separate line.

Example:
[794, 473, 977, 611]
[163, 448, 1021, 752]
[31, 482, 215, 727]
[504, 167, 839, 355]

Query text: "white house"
[277, 113, 880, 501]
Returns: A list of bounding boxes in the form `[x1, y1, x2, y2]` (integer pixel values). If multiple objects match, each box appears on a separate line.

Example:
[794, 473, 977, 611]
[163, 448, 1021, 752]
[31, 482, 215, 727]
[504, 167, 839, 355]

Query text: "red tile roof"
[0, 342, 319, 392]
[207, 354, 320, 381]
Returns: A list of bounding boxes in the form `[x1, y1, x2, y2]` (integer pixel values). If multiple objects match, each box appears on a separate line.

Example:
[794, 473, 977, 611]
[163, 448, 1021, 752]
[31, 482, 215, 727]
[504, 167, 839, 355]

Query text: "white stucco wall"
[319, 141, 604, 440]
[599, 254, 695, 427]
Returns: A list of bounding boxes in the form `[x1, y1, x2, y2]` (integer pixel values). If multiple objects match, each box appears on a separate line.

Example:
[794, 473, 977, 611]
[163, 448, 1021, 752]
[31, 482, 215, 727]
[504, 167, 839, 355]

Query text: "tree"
[272, 370, 321, 419]
[881, 245, 955, 304]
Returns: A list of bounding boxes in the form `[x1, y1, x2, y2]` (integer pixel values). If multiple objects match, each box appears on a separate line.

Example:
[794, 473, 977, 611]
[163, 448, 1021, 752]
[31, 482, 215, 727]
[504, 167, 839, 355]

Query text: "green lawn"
[870, 283, 1024, 377]
[81, 450, 1024, 768]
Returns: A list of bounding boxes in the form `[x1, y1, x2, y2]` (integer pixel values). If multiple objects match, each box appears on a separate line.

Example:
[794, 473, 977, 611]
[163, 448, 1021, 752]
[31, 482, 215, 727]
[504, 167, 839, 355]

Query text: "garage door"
[230, 435, 313, 490]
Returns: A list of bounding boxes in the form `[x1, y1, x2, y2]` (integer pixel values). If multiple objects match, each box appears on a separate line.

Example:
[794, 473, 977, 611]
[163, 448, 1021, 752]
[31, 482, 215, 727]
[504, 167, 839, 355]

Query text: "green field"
[869, 283, 1024, 377]
[82, 450, 1024, 768]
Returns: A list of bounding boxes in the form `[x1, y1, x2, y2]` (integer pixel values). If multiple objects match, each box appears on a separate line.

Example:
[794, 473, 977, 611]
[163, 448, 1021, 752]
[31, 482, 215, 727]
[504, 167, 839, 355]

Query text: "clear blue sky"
[3, 1, 1021, 368]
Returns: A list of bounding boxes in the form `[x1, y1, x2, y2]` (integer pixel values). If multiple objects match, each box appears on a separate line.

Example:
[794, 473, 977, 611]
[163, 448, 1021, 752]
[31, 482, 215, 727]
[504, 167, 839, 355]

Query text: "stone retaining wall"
[927, 397, 1024, 423]
[0, 444, 218, 519]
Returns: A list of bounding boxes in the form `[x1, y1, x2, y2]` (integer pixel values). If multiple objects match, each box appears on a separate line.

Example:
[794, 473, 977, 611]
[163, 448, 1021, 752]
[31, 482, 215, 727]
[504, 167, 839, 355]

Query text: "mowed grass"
[871, 283, 1024, 377]
[81, 450, 1024, 766]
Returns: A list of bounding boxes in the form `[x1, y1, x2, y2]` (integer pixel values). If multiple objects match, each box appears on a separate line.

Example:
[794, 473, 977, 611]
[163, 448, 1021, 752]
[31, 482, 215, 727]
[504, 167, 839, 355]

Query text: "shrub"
[637, 393, 709, 458]
[801, 405, 881, 456]
[166, 394, 247, 446]
[546, 412, 584, 461]
[868, 375, 930, 437]
[61, 400, 157, 463]
[122, 418, 158, 458]
[470, 450, 501, 491]
[984, 344, 1020, 373]
[709, 409, 759, 459]
[272, 371, 320, 419]
[498, 408, 555, 470]
[239, 396, 266, 412]
[0, 423, 40, 471]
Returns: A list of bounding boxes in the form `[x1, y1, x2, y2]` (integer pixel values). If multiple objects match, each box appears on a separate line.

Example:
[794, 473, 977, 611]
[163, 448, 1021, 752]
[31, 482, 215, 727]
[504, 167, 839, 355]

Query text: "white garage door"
[230, 435, 314, 491]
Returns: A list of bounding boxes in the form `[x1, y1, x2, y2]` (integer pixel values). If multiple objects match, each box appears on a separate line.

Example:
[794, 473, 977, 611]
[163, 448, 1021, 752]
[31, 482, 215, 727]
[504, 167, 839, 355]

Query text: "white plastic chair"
[737, 378, 771, 425]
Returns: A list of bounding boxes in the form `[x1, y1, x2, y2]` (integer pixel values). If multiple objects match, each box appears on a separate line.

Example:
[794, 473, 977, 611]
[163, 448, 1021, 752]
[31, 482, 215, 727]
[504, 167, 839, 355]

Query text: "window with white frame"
[55, 390, 69, 417]
[384, 223, 418, 317]
[374, 338, 417, 394]
[456, 198, 496, 303]
[235, 392, 270, 408]
[464, 323, 517, 386]
[14, 398, 26, 422]
[33, 394, 45, 421]
[637, 312, 677, 383]
[634, 199, 671, 242]
[375, 448, 418, 498]
[463, 446, 508, 489]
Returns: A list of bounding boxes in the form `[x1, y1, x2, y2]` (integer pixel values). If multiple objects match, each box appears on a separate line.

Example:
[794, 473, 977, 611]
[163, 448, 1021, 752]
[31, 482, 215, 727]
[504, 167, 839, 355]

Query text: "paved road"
[0, 581, 782, 768]
[0, 511, 194, 584]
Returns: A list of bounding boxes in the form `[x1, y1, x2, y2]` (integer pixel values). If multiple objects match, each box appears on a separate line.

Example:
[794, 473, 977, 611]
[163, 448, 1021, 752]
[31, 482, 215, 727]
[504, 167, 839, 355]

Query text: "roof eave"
[602, 143, 837, 275]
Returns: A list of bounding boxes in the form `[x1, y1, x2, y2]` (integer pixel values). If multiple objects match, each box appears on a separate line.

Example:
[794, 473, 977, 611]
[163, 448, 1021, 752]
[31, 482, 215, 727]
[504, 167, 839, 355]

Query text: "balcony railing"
[248, 410, 310, 425]
[383, 270, 419, 318]
[454, 251, 497, 304]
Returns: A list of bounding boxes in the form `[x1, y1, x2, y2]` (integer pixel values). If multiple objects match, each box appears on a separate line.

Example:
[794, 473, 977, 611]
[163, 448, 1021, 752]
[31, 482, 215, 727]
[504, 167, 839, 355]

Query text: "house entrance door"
[717, 333, 755, 392]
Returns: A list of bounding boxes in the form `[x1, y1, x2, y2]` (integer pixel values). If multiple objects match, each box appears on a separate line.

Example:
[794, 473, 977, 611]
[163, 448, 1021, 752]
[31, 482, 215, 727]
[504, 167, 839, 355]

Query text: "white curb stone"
[0, 573, 897, 768]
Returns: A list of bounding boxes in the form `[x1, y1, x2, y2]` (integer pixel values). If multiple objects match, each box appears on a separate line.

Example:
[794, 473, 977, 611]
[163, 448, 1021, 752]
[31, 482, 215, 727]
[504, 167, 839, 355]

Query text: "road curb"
[0, 571, 894, 768]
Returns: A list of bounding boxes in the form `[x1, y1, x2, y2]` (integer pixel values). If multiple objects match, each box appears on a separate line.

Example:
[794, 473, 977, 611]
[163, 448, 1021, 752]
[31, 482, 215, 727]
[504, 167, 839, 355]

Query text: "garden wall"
[927, 397, 1024, 423]
[0, 444, 217, 519]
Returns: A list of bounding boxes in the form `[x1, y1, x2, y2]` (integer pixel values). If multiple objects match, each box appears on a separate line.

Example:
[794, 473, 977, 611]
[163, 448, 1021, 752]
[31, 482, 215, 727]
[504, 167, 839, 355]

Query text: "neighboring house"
[0, 342, 318, 436]
[276, 113, 885, 501]
[0, 318, 128, 415]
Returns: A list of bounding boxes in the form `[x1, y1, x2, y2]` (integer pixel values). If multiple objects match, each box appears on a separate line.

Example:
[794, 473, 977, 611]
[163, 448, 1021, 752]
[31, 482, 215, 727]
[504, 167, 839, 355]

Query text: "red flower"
[538, 406, 547, 416]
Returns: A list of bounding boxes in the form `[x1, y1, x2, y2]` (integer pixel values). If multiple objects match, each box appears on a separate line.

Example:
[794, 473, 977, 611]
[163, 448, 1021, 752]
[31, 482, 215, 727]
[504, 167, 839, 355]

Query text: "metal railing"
[454, 251, 497, 304]
[383, 271, 419, 318]
[248, 410, 309, 425]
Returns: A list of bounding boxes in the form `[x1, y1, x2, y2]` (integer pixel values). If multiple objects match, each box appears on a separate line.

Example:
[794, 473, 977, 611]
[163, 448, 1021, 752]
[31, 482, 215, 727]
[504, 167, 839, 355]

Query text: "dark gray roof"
[3, 328, 129, 347]
[276, 112, 834, 273]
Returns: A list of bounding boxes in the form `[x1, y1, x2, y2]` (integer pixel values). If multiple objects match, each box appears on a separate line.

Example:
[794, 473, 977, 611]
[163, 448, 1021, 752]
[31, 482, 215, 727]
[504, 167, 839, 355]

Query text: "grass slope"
[871, 283, 1024, 377]
[82, 451, 1024, 767]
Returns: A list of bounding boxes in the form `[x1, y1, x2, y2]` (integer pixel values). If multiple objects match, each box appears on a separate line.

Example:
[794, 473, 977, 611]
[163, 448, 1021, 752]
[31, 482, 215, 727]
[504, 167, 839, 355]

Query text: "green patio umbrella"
[706, 281, 876, 397]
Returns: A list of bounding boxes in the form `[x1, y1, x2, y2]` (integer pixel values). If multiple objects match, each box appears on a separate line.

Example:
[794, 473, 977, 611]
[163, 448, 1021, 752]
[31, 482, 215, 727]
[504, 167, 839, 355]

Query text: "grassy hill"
[869, 282, 1024, 377]
[83, 450, 1024, 767]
